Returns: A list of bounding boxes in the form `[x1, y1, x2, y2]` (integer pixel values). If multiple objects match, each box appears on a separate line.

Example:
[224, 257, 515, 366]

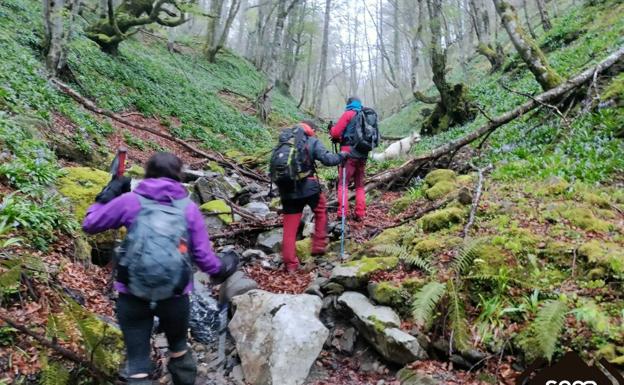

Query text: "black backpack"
[344, 107, 380, 154]
[269, 126, 312, 191]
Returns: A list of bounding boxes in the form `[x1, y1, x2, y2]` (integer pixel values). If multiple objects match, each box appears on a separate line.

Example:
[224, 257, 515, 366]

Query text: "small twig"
[461, 163, 493, 238]
[475, 103, 494, 123]
[499, 82, 571, 129]
[571, 245, 579, 277]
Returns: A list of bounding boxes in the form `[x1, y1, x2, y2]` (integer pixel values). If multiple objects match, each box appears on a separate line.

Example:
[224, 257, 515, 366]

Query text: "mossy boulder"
[206, 161, 225, 175]
[580, 191, 612, 209]
[391, 196, 415, 214]
[295, 238, 313, 263]
[401, 277, 427, 293]
[420, 207, 465, 232]
[561, 207, 612, 233]
[424, 169, 456, 187]
[73, 235, 92, 261]
[578, 240, 624, 276]
[457, 174, 475, 185]
[469, 242, 509, 276]
[368, 281, 406, 308]
[332, 257, 399, 288]
[366, 226, 408, 249]
[425, 180, 456, 200]
[200, 199, 233, 224]
[57, 167, 110, 220]
[413, 238, 444, 257]
[345, 256, 399, 277]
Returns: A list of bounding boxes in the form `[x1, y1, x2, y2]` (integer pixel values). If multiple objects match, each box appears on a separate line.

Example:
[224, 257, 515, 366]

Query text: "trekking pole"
[340, 164, 347, 260]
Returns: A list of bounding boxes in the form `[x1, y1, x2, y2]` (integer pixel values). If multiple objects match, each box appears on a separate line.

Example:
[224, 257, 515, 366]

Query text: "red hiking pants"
[281, 192, 328, 271]
[337, 157, 367, 219]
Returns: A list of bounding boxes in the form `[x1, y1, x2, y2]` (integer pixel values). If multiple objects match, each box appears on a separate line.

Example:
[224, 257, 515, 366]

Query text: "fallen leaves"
[244, 264, 314, 294]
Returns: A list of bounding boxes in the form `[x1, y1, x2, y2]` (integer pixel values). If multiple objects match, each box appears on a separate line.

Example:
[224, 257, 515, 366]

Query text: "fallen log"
[51, 79, 269, 183]
[366, 46, 624, 191]
[0, 313, 121, 384]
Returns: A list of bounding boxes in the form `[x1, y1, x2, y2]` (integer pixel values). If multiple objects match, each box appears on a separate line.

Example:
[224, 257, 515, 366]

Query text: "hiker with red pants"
[272, 120, 347, 272]
[331, 96, 370, 221]
[82, 152, 238, 385]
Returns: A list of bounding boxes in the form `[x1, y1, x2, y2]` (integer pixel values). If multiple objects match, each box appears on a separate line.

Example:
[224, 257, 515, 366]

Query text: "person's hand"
[211, 250, 240, 285]
[95, 176, 131, 204]
[339, 151, 350, 165]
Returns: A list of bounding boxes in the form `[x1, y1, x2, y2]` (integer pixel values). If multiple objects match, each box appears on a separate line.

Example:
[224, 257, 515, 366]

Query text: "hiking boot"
[167, 351, 197, 385]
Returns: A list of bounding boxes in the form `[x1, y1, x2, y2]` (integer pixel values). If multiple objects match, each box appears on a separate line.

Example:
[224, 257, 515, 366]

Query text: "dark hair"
[145, 152, 183, 181]
[301, 120, 319, 131]
[346, 96, 361, 105]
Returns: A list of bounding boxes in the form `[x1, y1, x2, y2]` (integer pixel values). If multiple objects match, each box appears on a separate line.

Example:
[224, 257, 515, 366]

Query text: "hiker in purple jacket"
[83, 152, 237, 385]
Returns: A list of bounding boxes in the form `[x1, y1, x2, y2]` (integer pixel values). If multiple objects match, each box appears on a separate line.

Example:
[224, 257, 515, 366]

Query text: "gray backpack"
[118, 196, 192, 304]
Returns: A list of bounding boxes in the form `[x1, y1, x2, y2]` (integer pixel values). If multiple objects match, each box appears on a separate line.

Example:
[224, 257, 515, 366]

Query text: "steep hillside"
[1, 0, 623, 384]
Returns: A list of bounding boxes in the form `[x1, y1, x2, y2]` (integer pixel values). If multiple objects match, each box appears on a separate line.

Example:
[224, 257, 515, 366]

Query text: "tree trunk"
[421, 0, 475, 136]
[493, 0, 562, 91]
[85, 0, 187, 54]
[363, 10, 377, 106]
[535, 0, 552, 31]
[313, 0, 331, 116]
[43, 0, 79, 75]
[470, 0, 504, 71]
[410, 0, 425, 98]
[522, 0, 538, 39]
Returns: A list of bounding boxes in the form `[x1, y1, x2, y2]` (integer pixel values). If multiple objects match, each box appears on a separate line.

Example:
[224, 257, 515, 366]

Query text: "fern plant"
[448, 280, 471, 352]
[40, 355, 70, 385]
[373, 244, 435, 274]
[451, 240, 483, 276]
[411, 281, 447, 328]
[531, 300, 569, 361]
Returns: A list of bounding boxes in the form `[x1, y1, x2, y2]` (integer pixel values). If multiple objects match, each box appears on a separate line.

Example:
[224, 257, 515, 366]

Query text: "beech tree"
[493, 0, 563, 91]
[205, 0, 242, 62]
[85, 0, 189, 54]
[420, 0, 475, 136]
[43, 0, 80, 75]
[469, 0, 505, 71]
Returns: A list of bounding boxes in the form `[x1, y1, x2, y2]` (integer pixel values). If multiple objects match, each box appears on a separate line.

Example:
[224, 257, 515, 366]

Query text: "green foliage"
[122, 131, 147, 150]
[411, 281, 447, 328]
[0, 192, 78, 250]
[527, 300, 569, 362]
[0, 265, 22, 300]
[448, 280, 471, 352]
[40, 356, 70, 385]
[571, 299, 612, 334]
[451, 240, 483, 275]
[373, 244, 434, 274]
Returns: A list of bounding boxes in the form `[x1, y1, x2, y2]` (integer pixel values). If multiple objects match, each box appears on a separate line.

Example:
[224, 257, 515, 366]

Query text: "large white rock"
[338, 292, 428, 364]
[229, 290, 329, 385]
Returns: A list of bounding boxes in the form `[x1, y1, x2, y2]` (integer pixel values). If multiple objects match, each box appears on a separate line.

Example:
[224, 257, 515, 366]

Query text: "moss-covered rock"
[401, 277, 428, 293]
[470, 243, 509, 275]
[561, 207, 612, 233]
[420, 207, 465, 232]
[57, 167, 110, 220]
[368, 281, 406, 307]
[206, 161, 225, 175]
[457, 174, 475, 185]
[345, 256, 400, 277]
[578, 240, 624, 276]
[73, 235, 92, 261]
[425, 180, 456, 200]
[424, 169, 456, 187]
[580, 191, 612, 209]
[331, 257, 399, 288]
[296, 238, 313, 263]
[391, 196, 415, 214]
[413, 238, 444, 257]
[200, 199, 233, 224]
[366, 226, 408, 249]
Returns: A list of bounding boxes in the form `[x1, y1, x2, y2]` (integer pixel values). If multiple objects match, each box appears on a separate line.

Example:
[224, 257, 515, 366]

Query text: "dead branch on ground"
[462, 163, 493, 238]
[0, 313, 121, 384]
[51, 79, 268, 183]
[365, 46, 624, 192]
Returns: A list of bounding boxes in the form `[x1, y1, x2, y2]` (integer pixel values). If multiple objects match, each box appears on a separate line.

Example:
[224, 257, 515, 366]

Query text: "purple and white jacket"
[82, 177, 222, 294]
